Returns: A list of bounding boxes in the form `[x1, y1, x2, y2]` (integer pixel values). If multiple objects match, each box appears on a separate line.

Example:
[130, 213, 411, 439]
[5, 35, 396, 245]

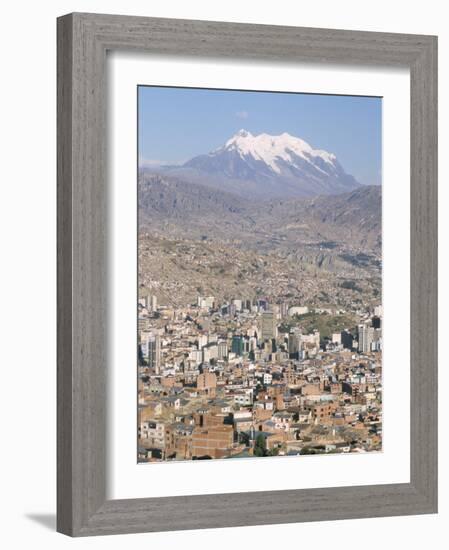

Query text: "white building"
[232, 299, 243, 312]
[288, 306, 309, 316]
[197, 296, 215, 309]
[374, 305, 383, 318]
[263, 372, 273, 385]
[331, 332, 342, 345]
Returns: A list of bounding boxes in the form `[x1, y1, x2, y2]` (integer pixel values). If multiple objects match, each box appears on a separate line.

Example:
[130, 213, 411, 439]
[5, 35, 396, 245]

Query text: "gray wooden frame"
[57, 12, 438, 537]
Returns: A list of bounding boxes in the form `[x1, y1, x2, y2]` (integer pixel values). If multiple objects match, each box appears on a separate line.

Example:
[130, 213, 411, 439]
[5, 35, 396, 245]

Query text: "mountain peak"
[235, 128, 252, 138]
[221, 130, 337, 175]
[170, 129, 361, 199]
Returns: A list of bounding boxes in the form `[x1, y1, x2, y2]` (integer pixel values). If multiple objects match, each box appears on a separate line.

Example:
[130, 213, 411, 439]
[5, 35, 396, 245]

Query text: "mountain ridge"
[147, 129, 362, 199]
[138, 172, 381, 255]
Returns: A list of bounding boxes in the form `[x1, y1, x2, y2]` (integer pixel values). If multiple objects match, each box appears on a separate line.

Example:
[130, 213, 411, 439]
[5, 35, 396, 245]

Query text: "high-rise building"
[231, 335, 244, 356]
[260, 311, 277, 341]
[288, 331, 301, 358]
[341, 330, 354, 350]
[147, 294, 157, 312]
[249, 336, 257, 351]
[358, 324, 374, 353]
[142, 294, 157, 312]
[372, 316, 381, 329]
[141, 331, 161, 373]
[371, 328, 382, 351]
[197, 334, 208, 349]
[217, 341, 228, 359]
[202, 344, 218, 363]
[188, 349, 202, 365]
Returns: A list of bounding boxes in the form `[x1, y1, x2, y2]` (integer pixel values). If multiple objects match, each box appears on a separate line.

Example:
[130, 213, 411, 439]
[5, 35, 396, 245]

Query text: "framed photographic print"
[57, 13, 438, 536]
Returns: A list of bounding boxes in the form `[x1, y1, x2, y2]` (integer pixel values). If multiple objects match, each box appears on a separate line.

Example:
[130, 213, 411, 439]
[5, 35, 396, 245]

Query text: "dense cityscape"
[137, 291, 382, 462]
[137, 120, 382, 463]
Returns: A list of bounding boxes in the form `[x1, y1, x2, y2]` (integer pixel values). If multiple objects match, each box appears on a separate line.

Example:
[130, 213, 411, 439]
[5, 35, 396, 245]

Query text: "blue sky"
[138, 86, 382, 186]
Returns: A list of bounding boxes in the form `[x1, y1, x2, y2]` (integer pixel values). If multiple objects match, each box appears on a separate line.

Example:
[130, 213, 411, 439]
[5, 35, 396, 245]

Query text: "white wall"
[0, 0, 445, 547]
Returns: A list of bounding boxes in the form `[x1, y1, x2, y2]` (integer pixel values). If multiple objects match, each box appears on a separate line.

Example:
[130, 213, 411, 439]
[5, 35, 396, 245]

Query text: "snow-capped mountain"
[154, 129, 361, 199]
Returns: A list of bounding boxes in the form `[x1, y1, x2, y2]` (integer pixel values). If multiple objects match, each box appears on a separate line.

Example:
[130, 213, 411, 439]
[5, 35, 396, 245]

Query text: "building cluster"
[137, 294, 382, 462]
